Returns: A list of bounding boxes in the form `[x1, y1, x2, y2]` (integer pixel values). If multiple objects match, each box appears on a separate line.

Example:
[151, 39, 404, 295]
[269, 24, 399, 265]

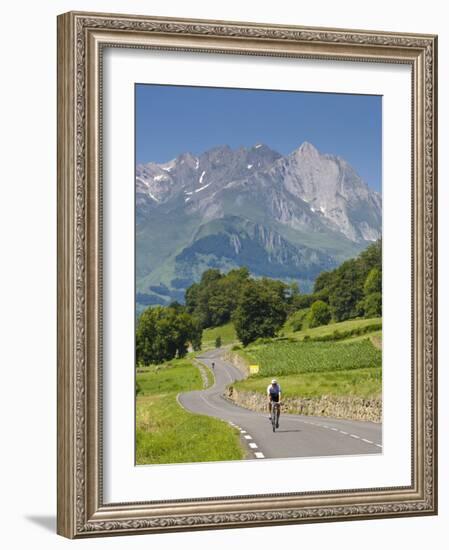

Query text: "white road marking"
[299, 421, 380, 448]
[183, 353, 382, 459]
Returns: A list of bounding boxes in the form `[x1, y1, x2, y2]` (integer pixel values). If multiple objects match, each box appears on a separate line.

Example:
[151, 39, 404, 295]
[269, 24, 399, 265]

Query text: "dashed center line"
[297, 419, 381, 449]
[254, 452, 265, 459]
[249, 443, 258, 449]
[244, 435, 253, 440]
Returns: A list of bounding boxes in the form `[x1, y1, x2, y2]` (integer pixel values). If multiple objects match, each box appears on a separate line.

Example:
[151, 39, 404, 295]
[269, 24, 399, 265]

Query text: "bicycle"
[270, 402, 281, 432]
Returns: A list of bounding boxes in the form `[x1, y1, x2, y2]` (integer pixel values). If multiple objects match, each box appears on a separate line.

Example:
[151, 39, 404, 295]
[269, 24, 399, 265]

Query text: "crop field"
[242, 338, 381, 377]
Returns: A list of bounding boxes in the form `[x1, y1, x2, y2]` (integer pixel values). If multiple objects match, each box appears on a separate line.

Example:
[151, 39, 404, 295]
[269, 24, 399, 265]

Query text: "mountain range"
[135, 141, 381, 309]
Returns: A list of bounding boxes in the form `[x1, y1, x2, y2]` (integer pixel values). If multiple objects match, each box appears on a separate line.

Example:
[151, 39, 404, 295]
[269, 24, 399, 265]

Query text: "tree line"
[136, 240, 382, 364]
[299, 239, 381, 323]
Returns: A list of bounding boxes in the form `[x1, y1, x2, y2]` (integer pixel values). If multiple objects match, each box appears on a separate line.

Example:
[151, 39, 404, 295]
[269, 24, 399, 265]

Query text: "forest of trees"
[136, 306, 202, 365]
[136, 240, 382, 364]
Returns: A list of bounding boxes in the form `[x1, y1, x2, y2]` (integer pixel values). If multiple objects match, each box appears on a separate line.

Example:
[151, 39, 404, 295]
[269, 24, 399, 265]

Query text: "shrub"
[364, 267, 382, 295]
[308, 300, 332, 328]
[364, 292, 382, 317]
[288, 308, 309, 332]
[254, 337, 275, 345]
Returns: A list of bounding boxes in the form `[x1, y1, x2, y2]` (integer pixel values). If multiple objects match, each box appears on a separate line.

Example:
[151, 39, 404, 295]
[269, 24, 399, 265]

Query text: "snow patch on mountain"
[195, 182, 212, 193]
[136, 141, 381, 244]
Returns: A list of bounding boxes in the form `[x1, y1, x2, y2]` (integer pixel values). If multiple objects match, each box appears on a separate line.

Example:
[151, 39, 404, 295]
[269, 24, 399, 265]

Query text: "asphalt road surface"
[179, 349, 382, 460]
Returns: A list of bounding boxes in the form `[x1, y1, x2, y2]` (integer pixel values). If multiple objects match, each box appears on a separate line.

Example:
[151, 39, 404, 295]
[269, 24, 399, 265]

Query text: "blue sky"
[136, 84, 382, 192]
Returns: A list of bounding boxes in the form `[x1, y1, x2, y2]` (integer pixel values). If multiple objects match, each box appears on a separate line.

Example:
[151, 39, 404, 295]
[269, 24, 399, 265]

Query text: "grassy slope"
[284, 316, 382, 340]
[234, 368, 381, 399]
[202, 317, 382, 348]
[202, 322, 237, 349]
[232, 317, 382, 401]
[136, 359, 243, 464]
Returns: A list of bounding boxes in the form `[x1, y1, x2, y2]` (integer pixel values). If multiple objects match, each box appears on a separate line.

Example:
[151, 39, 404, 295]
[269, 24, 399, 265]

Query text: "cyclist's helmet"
[271, 379, 277, 384]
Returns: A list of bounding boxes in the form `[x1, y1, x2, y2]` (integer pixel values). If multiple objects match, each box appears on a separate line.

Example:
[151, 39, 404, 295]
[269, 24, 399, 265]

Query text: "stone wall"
[222, 350, 250, 376]
[225, 387, 381, 423]
[222, 350, 381, 422]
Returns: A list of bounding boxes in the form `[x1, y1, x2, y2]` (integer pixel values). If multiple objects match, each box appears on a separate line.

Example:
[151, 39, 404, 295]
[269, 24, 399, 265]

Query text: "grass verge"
[234, 367, 381, 399]
[136, 359, 243, 464]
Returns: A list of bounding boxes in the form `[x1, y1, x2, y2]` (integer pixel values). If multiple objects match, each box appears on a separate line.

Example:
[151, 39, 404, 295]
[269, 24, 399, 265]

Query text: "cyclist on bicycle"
[267, 379, 282, 427]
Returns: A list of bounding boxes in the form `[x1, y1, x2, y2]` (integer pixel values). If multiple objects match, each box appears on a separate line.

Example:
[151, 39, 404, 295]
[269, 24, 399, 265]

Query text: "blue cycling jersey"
[267, 384, 281, 396]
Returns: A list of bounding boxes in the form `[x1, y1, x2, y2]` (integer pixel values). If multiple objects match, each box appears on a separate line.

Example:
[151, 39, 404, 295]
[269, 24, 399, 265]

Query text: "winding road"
[179, 349, 382, 460]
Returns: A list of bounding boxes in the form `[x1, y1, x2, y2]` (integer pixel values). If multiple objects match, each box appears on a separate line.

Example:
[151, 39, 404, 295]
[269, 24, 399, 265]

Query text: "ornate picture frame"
[57, 11, 437, 538]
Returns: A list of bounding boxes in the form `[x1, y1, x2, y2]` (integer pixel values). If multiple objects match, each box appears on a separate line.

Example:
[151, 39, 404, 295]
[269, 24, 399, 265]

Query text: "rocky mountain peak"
[136, 140, 382, 306]
[137, 141, 381, 243]
[296, 141, 320, 157]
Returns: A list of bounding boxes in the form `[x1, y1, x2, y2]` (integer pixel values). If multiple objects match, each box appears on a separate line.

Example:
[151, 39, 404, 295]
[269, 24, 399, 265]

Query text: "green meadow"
[136, 359, 243, 465]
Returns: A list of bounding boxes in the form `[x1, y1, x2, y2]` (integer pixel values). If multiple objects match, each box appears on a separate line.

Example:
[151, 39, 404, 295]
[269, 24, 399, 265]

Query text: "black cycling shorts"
[269, 393, 280, 403]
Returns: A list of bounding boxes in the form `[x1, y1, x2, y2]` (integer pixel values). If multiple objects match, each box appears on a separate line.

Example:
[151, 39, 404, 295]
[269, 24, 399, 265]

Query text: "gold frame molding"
[57, 11, 438, 538]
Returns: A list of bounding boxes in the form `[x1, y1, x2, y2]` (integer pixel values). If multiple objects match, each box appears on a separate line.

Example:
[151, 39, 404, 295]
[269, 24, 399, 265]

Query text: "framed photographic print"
[57, 11, 438, 538]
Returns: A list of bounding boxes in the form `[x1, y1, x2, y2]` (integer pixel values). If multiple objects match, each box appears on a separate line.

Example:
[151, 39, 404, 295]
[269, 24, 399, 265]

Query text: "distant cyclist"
[211, 362, 215, 370]
[267, 379, 282, 427]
